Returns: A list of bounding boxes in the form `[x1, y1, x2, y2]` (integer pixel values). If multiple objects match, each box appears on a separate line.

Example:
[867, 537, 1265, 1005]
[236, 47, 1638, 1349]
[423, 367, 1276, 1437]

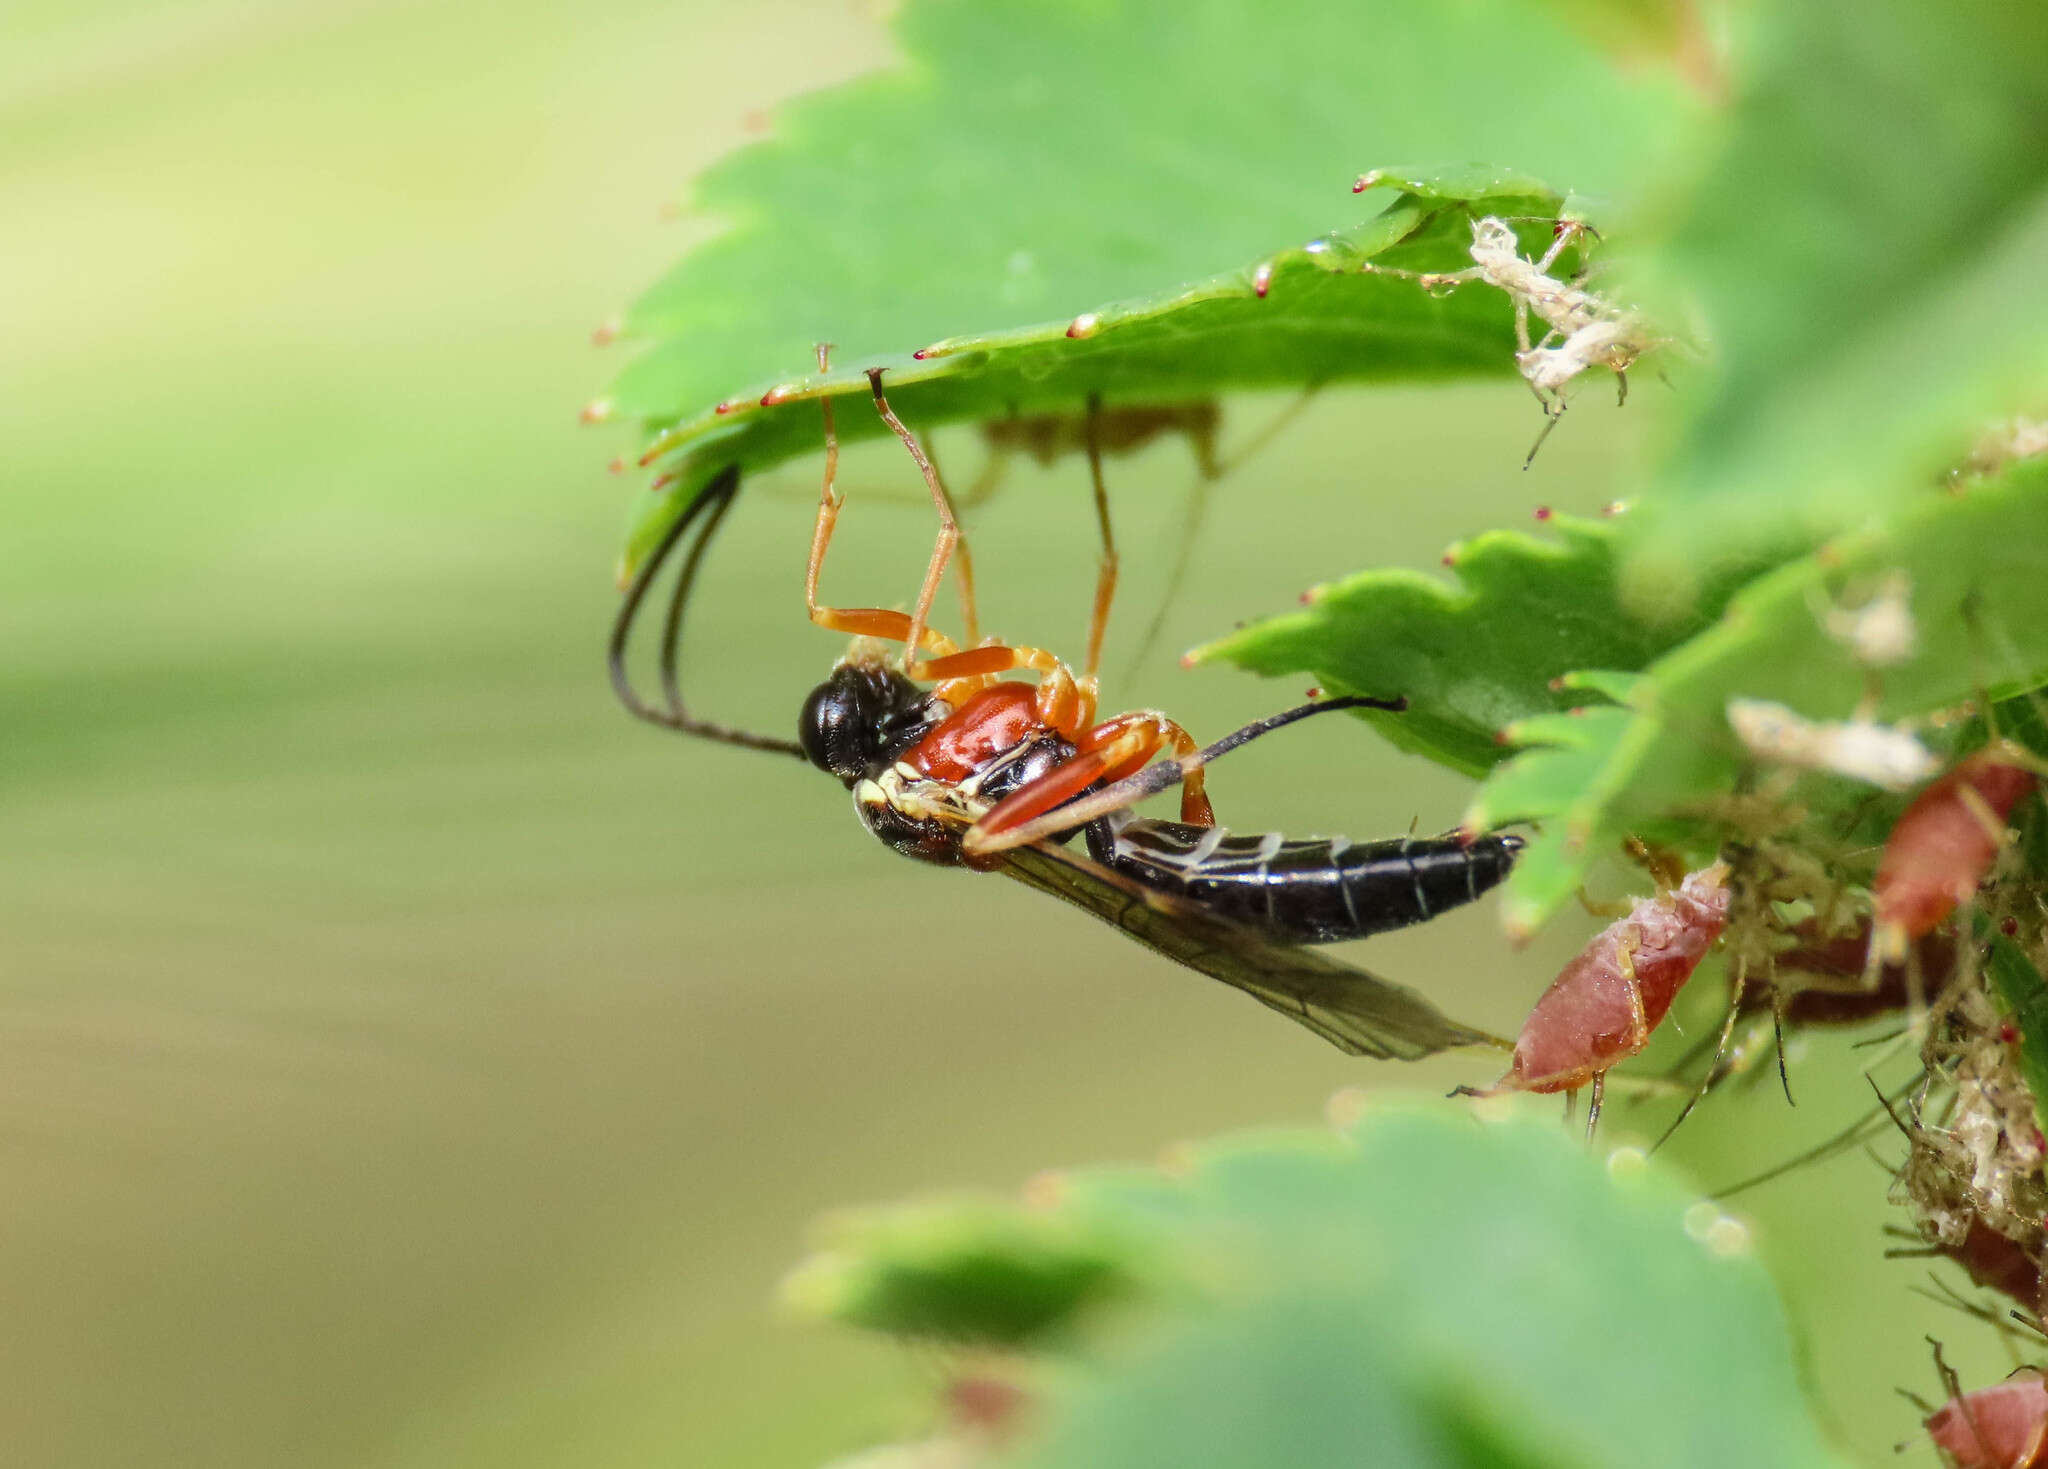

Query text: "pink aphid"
[1926, 1369, 2048, 1468]
[1874, 749, 2036, 961]
[1479, 864, 1730, 1099]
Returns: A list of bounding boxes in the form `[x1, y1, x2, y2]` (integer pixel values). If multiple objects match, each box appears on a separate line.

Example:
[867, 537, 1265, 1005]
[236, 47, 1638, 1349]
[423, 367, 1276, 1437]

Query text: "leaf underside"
[603, 0, 1695, 574]
[616, 194, 1545, 576]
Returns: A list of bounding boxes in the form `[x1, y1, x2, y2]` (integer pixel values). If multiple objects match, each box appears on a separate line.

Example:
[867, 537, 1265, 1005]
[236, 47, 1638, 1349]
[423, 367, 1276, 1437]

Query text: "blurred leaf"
[1619, 0, 2048, 609]
[605, 0, 1699, 572]
[797, 1102, 1851, 1469]
[781, 1196, 1151, 1347]
[1470, 456, 2048, 939]
[1016, 1298, 1550, 1469]
[1192, 513, 1769, 777]
[1986, 930, 2048, 1138]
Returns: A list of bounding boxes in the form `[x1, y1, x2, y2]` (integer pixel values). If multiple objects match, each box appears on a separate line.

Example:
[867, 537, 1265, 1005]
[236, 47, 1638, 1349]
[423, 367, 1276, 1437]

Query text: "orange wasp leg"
[922, 432, 981, 647]
[865, 368, 966, 677]
[966, 710, 1212, 855]
[1081, 394, 1119, 683]
[805, 351, 963, 661]
[915, 642, 1095, 733]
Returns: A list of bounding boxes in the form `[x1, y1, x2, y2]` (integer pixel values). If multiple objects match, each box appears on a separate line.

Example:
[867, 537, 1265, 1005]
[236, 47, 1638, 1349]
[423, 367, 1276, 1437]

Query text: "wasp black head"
[798, 662, 935, 784]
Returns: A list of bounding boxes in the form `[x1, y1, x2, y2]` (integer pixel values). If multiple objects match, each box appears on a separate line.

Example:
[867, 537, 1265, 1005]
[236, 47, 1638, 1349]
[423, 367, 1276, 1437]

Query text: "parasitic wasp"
[611, 368, 1522, 1060]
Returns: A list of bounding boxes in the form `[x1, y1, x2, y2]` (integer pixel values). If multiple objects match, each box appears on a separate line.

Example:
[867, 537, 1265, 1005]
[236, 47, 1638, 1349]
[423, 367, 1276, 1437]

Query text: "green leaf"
[1618, 0, 2048, 610]
[794, 1101, 1851, 1469]
[1471, 455, 2048, 939]
[1986, 928, 2048, 1140]
[1192, 513, 1771, 777]
[780, 1195, 1154, 1347]
[603, 0, 1697, 573]
[615, 200, 1544, 576]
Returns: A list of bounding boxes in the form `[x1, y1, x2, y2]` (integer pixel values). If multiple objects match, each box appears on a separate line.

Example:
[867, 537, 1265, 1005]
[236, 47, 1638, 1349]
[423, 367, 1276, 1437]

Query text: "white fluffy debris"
[1820, 571, 1917, 668]
[1726, 697, 1940, 790]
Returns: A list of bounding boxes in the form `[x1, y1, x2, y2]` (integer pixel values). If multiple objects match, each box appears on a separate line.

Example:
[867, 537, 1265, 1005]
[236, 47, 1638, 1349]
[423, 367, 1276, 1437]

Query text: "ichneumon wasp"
[610, 364, 1523, 1060]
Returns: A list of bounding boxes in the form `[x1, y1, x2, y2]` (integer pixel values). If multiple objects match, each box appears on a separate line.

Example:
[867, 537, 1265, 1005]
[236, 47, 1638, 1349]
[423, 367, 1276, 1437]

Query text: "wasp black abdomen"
[1090, 819, 1522, 945]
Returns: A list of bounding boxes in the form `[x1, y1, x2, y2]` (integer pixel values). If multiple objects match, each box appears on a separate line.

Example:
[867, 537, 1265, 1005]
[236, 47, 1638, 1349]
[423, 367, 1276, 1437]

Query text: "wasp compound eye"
[799, 663, 933, 784]
[798, 670, 872, 782]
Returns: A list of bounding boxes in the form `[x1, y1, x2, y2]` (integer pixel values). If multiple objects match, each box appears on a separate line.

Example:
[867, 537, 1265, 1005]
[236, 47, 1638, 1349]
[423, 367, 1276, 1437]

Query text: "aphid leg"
[1575, 889, 1634, 919]
[1624, 837, 1689, 892]
[1896, 1386, 1940, 1418]
[1904, 935, 1928, 1031]
[1769, 974, 1795, 1105]
[1534, 219, 1582, 276]
[867, 368, 961, 674]
[1929, 1338, 1992, 1465]
[1618, 930, 1649, 1045]
[1573, 930, 1646, 1145]
[1082, 394, 1119, 684]
[1614, 368, 1629, 408]
[1522, 399, 1565, 470]
[1359, 257, 1481, 293]
[1652, 954, 1750, 1154]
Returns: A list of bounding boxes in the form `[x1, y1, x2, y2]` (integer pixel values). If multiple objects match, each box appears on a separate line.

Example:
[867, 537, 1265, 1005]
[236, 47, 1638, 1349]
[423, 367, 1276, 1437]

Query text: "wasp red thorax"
[906, 683, 1043, 782]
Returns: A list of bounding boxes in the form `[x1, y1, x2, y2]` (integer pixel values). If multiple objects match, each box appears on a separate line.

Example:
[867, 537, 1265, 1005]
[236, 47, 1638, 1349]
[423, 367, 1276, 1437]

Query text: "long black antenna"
[608, 465, 806, 757]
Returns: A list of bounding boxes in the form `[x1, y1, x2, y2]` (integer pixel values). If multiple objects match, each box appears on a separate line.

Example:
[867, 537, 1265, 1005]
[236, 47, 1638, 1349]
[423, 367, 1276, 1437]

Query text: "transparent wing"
[997, 842, 1505, 1061]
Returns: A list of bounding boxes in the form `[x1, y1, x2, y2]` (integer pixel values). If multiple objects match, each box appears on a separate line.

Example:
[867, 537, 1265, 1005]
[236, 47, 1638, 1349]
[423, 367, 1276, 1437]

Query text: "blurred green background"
[0, 3, 2001, 1466]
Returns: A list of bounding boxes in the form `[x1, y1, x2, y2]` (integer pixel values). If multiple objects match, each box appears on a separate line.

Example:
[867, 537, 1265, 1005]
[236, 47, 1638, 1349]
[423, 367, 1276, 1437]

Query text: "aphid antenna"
[1521, 406, 1564, 472]
[1656, 992, 1747, 1073]
[1869, 1070, 1924, 1143]
[1769, 983, 1796, 1103]
[1894, 1384, 1939, 1418]
[1859, 1140, 1903, 1179]
[1910, 1275, 2041, 1350]
[608, 464, 807, 758]
[1710, 1070, 1926, 1199]
[1929, 1335, 1996, 1462]
[1649, 952, 1751, 1155]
